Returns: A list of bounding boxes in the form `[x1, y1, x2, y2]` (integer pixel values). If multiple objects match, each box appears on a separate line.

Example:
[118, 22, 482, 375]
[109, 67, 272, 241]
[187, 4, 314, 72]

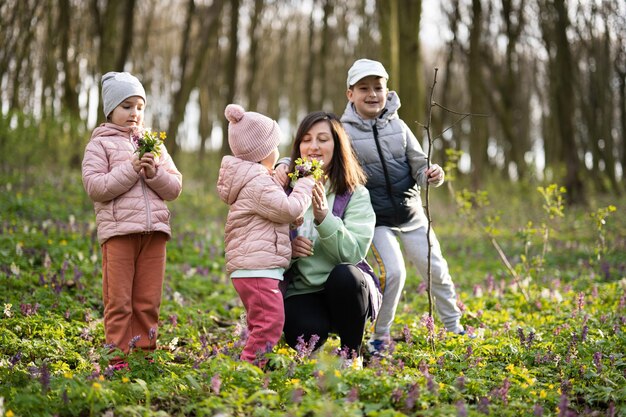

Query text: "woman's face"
[299, 120, 335, 168]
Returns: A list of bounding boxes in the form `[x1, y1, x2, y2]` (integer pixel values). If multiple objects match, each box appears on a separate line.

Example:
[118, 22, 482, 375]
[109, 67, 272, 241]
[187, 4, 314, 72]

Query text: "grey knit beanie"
[224, 104, 281, 162]
[101, 72, 146, 118]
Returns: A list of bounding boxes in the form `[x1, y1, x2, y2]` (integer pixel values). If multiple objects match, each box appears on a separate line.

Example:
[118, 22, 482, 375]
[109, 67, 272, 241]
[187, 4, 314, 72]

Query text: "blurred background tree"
[1, 0, 624, 204]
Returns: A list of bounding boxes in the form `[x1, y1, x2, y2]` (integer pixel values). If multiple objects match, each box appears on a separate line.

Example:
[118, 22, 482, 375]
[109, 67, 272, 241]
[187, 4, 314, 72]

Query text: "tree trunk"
[541, 0, 585, 204]
[245, 0, 264, 111]
[220, 0, 240, 156]
[397, 0, 423, 131]
[468, 0, 488, 188]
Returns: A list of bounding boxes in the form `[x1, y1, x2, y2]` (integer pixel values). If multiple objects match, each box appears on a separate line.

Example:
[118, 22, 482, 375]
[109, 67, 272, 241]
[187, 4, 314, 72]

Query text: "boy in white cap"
[217, 104, 314, 367]
[82, 72, 182, 367]
[340, 59, 466, 355]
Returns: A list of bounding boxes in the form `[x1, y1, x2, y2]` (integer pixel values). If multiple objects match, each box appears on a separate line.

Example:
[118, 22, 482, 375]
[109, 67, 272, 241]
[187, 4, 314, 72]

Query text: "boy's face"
[109, 96, 145, 128]
[346, 76, 388, 120]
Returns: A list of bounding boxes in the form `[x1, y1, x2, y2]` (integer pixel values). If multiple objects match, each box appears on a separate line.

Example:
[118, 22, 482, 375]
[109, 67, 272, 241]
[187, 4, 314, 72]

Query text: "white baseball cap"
[346, 59, 389, 88]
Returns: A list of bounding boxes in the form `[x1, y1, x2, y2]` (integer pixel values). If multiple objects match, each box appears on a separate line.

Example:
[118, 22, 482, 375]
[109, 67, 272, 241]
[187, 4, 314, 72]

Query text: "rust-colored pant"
[102, 232, 167, 354]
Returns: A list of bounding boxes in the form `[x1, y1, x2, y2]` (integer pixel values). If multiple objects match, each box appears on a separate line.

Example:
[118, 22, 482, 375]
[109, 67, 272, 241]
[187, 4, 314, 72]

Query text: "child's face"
[109, 96, 145, 128]
[346, 76, 388, 120]
[299, 120, 335, 168]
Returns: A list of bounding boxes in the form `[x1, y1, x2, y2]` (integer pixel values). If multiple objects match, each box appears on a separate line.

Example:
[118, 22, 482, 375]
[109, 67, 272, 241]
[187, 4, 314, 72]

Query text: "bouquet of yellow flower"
[288, 157, 325, 188]
[132, 129, 166, 158]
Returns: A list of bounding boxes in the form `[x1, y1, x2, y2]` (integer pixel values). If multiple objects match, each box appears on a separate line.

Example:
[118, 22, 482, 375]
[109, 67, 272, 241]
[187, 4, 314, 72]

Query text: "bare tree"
[220, 0, 240, 156]
[539, 0, 585, 204]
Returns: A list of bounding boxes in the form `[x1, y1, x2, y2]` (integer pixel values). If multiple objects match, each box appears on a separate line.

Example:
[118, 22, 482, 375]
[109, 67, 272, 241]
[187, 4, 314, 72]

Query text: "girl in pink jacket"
[217, 104, 314, 366]
[82, 72, 182, 367]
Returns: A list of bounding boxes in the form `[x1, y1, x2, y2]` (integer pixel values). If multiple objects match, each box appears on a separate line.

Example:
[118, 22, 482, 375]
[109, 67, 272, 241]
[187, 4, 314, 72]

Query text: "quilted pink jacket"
[82, 123, 182, 244]
[217, 155, 314, 274]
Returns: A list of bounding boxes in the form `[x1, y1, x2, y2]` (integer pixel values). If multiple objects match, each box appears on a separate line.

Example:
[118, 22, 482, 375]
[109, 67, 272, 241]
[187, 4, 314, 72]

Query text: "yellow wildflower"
[159, 131, 167, 140]
[334, 370, 341, 377]
[7, 411, 15, 417]
[92, 382, 102, 390]
[122, 377, 130, 383]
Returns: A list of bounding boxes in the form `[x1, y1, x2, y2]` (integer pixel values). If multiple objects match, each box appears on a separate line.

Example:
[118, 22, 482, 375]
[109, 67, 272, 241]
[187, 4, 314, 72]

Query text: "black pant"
[283, 264, 370, 354]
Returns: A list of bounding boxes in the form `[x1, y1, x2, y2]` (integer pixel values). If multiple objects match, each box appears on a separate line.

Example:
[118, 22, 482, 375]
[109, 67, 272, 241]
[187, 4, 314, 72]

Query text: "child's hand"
[274, 163, 290, 187]
[140, 153, 157, 179]
[426, 164, 445, 185]
[132, 154, 143, 173]
[291, 216, 304, 229]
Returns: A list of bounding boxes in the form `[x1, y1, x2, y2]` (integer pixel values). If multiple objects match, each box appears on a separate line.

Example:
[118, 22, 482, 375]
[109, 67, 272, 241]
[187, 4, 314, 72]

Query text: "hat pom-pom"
[225, 104, 245, 123]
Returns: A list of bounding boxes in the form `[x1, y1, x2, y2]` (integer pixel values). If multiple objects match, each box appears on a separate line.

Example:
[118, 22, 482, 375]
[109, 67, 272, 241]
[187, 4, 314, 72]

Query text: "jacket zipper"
[131, 131, 153, 232]
[140, 178, 152, 231]
[371, 123, 399, 216]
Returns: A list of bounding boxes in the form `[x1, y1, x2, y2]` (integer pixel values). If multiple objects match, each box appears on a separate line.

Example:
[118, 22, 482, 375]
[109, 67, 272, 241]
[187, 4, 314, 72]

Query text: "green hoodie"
[284, 183, 376, 297]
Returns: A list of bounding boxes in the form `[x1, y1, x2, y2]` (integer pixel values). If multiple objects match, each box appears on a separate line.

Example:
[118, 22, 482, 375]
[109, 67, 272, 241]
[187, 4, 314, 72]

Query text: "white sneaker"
[366, 338, 389, 357]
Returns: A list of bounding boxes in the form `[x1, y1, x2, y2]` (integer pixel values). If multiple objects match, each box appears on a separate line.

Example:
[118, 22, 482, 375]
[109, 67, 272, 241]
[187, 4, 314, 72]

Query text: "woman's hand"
[312, 181, 328, 224]
[291, 236, 314, 258]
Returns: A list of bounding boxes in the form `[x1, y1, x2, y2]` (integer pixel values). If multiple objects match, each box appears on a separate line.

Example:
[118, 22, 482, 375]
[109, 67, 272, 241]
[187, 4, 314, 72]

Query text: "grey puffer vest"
[341, 92, 427, 228]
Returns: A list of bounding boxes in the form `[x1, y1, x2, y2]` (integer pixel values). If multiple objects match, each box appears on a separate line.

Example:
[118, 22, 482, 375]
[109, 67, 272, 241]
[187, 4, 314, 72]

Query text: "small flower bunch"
[132, 128, 166, 158]
[288, 157, 325, 187]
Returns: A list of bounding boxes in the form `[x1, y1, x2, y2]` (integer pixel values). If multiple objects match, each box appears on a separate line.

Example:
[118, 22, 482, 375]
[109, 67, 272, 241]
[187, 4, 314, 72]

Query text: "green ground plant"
[1, 154, 625, 416]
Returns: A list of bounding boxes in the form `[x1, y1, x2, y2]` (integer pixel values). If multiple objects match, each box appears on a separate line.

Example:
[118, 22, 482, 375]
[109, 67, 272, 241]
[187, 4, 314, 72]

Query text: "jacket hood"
[341, 91, 401, 130]
[217, 155, 269, 205]
[90, 123, 138, 141]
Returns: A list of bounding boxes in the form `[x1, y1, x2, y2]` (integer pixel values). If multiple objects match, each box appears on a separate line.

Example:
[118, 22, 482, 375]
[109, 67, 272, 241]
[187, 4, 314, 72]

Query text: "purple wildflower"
[421, 314, 435, 340]
[577, 292, 585, 312]
[40, 362, 51, 393]
[391, 388, 403, 404]
[465, 345, 474, 359]
[403, 325, 412, 345]
[9, 352, 22, 369]
[485, 273, 495, 293]
[456, 375, 466, 391]
[291, 387, 304, 404]
[558, 394, 569, 417]
[593, 351, 602, 372]
[169, 314, 178, 327]
[128, 335, 141, 350]
[456, 400, 468, 417]
[294, 334, 320, 359]
[404, 383, 419, 412]
[211, 374, 221, 395]
[581, 325, 589, 342]
[346, 386, 359, 403]
[149, 327, 156, 341]
[477, 396, 490, 414]
[533, 403, 544, 416]
[517, 327, 526, 345]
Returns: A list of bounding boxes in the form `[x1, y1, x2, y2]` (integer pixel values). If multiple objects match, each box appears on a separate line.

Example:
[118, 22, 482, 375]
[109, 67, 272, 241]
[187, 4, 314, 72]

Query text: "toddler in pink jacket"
[82, 72, 182, 367]
[217, 104, 314, 366]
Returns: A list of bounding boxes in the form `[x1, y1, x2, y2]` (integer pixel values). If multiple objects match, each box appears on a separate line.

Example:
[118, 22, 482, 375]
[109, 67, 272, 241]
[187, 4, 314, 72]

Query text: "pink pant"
[232, 278, 285, 364]
[102, 232, 167, 354]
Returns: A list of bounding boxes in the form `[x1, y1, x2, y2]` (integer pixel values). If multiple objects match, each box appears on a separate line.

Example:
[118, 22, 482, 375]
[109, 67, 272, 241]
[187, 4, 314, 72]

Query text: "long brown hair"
[289, 111, 366, 196]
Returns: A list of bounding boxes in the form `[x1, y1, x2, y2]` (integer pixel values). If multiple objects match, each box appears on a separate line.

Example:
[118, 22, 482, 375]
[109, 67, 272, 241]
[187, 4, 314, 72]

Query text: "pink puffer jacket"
[82, 123, 182, 244]
[217, 156, 314, 274]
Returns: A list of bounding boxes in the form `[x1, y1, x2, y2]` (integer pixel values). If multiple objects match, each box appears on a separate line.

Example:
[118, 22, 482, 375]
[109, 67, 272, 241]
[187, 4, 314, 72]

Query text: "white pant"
[371, 225, 463, 338]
